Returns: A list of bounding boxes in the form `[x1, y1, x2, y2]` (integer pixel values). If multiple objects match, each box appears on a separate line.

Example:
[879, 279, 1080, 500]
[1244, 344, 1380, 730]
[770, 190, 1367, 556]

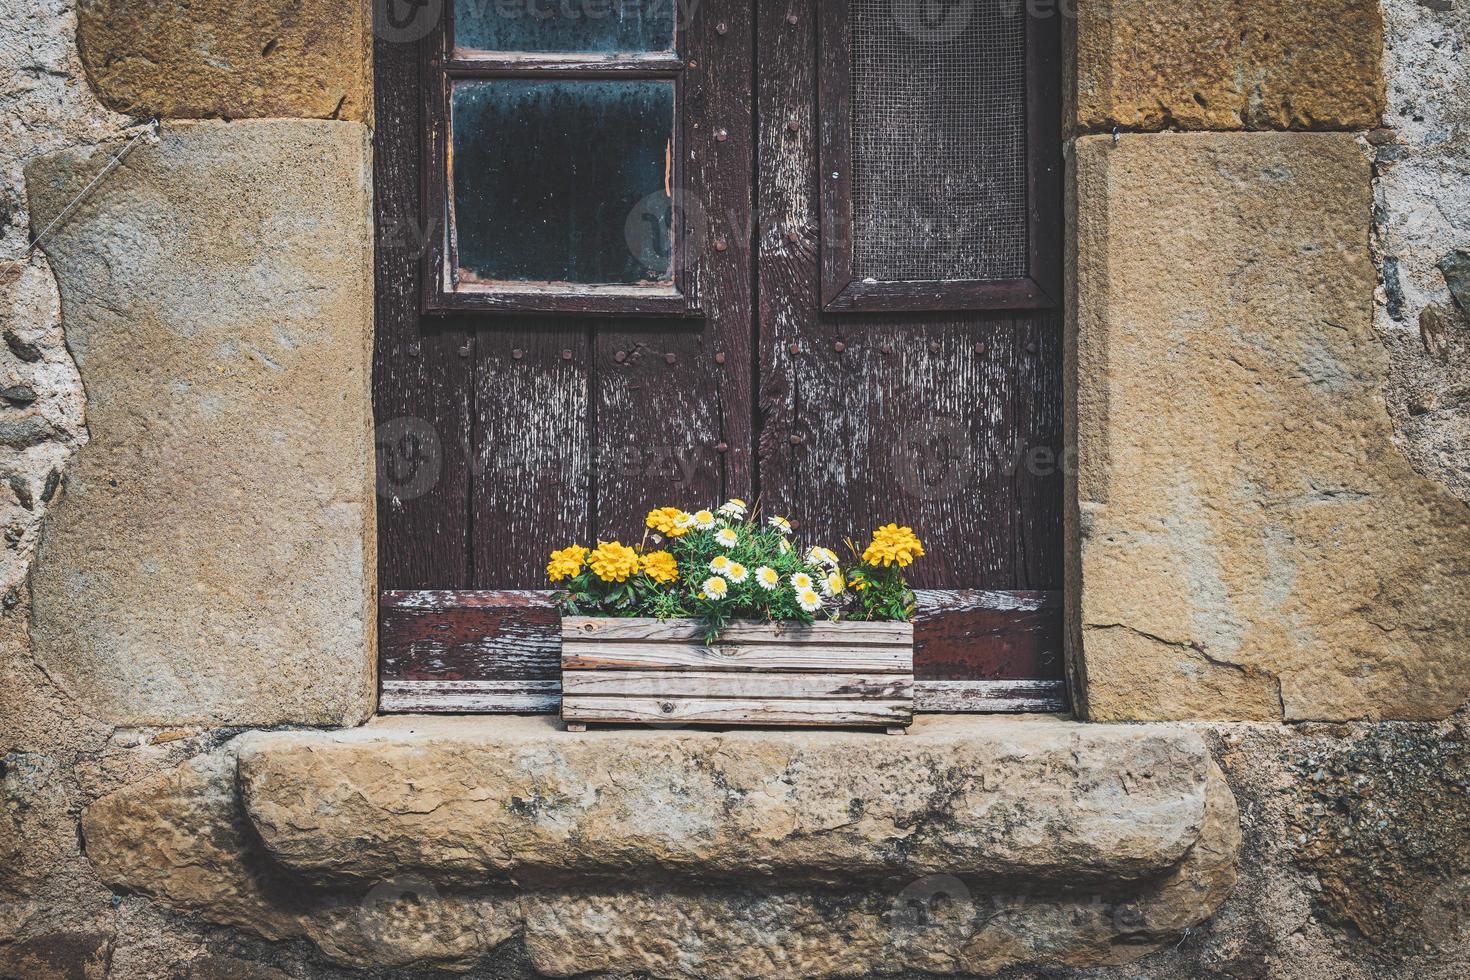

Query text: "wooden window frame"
[421, 4, 700, 316]
[816, 1, 1062, 314]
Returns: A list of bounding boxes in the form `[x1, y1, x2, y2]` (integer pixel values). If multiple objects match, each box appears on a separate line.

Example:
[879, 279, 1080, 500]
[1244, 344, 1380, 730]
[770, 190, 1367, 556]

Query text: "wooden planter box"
[560, 617, 914, 732]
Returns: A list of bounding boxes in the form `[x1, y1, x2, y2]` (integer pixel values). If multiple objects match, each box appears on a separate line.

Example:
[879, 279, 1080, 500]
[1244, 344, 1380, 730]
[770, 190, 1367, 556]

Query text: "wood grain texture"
[592, 0, 754, 533]
[381, 679, 560, 713]
[561, 616, 913, 728]
[914, 679, 1066, 714]
[755, 0, 1065, 594]
[562, 671, 913, 699]
[376, 3, 1066, 710]
[380, 678, 1061, 714]
[373, 30, 473, 590]
[562, 696, 912, 727]
[471, 323, 591, 586]
[379, 592, 1063, 709]
[563, 616, 911, 645]
[380, 590, 559, 681]
[912, 589, 1063, 681]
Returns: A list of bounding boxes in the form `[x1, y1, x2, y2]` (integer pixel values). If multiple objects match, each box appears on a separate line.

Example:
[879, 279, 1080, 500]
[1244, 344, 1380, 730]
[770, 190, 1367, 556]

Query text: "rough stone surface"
[80, 722, 1238, 975]
[75, 0, 371, 122]
[1374, 0, 1470, 503]
[0, 0, 126, 601]
[1072, 0, 1384, 133]
[80, 746, 521, 971]
[237, 716, 1210, 887]
[520, 764, 1239, 979]
[1070, 131, 1470, 722]
[23, 120, 376, 726]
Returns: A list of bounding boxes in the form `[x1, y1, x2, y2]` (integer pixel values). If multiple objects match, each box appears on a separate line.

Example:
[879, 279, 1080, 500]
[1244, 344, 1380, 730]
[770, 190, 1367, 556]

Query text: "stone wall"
[1067, 0, 1470, 723]
[1, 1, 1468, 978]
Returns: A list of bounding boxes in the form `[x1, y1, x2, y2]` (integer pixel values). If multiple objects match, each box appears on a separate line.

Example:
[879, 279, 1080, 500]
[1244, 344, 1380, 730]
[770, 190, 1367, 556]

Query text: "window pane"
[450, 79, 675, 286]
[851, 0, 1028, 282]
[453, 0, 675, 53]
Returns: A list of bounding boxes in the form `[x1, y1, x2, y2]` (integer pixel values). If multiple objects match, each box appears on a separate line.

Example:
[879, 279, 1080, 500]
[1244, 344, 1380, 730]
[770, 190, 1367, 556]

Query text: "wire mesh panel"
[850, 0, 1028, 282]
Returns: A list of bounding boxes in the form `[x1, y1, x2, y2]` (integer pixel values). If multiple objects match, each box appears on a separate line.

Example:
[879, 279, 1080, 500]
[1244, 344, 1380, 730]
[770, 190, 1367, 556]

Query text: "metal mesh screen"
[851, 0, 1028, 282]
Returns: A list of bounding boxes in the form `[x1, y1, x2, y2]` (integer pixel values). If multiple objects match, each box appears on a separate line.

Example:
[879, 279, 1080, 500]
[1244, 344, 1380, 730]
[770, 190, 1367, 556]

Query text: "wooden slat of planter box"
[562, 671, 913, 700]
[562, 641, 912, 672]
[563, 617, 914, 646]
[562, 696, 912, 727]
[379, 590, 1065, 714]
[561, 617, 914, 730]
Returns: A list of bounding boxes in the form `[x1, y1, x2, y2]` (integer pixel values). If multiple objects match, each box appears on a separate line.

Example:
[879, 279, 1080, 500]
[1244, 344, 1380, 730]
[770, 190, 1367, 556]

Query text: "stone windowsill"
[236, 715, 1222, 888]
[81, 714, 1242, 974]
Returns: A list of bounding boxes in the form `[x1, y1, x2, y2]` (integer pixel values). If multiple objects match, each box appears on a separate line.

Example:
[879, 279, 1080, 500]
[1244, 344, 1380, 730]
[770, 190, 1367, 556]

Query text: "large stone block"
[76, 0, 371, 121]
[521, 766, 1239, 979]
[82, 721, 1239, 975]
[80, 748, 519, 971]
[1070, 131, 1470, 721]
[237, 715, 1210, 886]
[1073, 0, 1384, 132]
[24, 120, 376, 726]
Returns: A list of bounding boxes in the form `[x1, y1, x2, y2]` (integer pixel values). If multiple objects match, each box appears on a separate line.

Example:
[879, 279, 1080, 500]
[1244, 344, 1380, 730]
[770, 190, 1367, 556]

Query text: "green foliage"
[551, 503, 922, 643]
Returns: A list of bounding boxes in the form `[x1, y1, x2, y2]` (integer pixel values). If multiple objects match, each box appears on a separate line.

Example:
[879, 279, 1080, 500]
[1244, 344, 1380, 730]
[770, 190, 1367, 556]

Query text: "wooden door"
[374, 0, 1065, 714]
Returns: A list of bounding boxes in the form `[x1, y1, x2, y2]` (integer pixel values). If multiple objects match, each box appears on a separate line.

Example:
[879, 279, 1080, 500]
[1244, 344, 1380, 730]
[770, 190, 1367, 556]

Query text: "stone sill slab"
[238, 715, 1215, 888]
[83, 715, 1241, 975]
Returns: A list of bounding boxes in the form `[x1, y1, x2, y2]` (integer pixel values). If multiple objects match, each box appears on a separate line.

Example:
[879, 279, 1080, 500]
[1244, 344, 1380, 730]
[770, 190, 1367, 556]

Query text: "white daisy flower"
[778, 538, 792, 555]
[754, 566, 780, 590]
[718, 498, 747, 520]
[693, 509, 716, 530]
[796, 588, 823, 613]
[710, 555, 732, 574]
[790, 571, 814, 591]
[701, 576, 729, 600]
[726, 562, 749, 583]
[768, 515, 792, 534]
[714, 528, 739, 548]
[821, 570, 845, 597]
[674, 511, 696, 531]
[806, 546, 840, 568]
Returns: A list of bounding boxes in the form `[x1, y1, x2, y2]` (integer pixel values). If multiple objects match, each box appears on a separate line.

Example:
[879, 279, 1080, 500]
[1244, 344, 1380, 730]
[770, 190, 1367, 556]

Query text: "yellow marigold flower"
[546, 545, 588, 583]
[862, 524, 925, 568]
[588, 541, 641, 582]
[646, 506, 689, 537]
[641, 550, 679, 584]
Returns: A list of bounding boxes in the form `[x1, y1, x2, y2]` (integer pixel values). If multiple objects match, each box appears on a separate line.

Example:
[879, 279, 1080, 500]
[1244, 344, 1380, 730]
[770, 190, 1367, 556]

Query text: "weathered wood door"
[374, 0, 1064, 713]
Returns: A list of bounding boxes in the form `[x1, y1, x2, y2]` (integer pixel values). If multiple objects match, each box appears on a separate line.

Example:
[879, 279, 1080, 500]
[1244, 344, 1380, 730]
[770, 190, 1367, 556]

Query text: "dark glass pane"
[451, 79, 675, 286]
[851, 0, 1028, 281]
[453, 0, 675, 53]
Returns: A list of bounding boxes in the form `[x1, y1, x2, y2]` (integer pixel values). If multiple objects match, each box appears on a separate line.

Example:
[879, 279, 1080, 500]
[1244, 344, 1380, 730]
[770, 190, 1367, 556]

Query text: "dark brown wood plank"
[378, 590, 1060, 698]
[380, 590, 559, 681]
[471, 324, 591, 586]
[592, 0, 755, 535]
[373, 29, 473, 590]
[756, 0, 1063, 598]
[912, 589, 1063, 681]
